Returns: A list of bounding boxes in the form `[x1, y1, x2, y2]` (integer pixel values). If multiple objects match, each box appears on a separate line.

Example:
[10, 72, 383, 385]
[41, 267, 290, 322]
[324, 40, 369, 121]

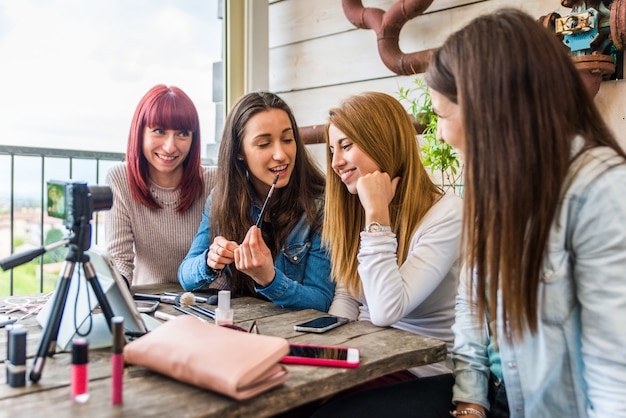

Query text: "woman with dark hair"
[106, 84, 216, 286]
[178, 91, 334, 311]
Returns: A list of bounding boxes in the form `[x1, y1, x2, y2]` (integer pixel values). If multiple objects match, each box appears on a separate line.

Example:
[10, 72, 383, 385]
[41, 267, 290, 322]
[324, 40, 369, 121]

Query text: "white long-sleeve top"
[329, 191, 463, 376]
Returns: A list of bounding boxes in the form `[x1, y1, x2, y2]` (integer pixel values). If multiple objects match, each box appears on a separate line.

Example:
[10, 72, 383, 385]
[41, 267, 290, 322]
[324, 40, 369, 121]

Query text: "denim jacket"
[452, 146, 626, 418]
[178, 192, 334, 311]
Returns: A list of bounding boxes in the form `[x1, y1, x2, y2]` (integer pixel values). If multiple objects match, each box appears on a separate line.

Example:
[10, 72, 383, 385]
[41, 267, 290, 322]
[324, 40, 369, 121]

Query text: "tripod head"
[0, 181, 113, 271]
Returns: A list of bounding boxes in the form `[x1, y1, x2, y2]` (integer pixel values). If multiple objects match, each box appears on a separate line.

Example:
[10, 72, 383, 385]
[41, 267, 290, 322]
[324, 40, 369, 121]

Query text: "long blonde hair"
[323, 91, 442, 296]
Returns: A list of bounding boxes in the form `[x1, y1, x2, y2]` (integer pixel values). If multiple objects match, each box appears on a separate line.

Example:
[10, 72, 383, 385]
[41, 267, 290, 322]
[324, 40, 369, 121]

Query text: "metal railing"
[0, 145, 125, 296]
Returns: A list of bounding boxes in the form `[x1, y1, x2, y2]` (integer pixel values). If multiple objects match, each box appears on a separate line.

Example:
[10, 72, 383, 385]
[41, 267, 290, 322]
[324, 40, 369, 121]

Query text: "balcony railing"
[0, 145, 125, 296]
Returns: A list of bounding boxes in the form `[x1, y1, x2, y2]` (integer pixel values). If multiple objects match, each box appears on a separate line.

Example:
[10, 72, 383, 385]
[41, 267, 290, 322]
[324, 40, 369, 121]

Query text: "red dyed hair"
[125, 84, 204, 213]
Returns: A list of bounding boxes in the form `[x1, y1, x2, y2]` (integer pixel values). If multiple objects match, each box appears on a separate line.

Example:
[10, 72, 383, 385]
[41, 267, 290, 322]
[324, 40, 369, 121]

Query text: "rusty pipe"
[342, 0, 436, 75]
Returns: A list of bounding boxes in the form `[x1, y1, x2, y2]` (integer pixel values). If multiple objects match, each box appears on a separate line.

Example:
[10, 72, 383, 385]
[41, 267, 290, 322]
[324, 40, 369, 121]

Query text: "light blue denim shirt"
[452, 146, 626, 418]
[178, 192, 334, 311]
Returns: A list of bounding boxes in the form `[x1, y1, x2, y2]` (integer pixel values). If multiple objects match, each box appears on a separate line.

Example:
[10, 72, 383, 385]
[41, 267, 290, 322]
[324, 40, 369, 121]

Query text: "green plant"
[398, 78, 463, 195]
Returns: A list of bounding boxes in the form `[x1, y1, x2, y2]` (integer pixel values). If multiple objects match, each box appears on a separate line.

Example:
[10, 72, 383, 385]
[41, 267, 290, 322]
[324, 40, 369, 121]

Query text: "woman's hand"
[234, 226, 276, 287]
[207, 236, 239, 270]
[356, 171, 400, 225]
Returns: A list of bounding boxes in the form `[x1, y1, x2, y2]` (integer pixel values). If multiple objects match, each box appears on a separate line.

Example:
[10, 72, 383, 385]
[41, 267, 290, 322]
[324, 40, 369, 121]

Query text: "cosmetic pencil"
[255, 173, 279, 228]
[111, 316, 125, 405]
[188, 304, 216, 320]
[173, 305, 206, 322]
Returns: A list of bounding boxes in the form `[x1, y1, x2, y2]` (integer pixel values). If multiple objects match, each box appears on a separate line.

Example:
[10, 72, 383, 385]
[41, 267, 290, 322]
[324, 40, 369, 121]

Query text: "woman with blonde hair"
[324, 91, 462, 379]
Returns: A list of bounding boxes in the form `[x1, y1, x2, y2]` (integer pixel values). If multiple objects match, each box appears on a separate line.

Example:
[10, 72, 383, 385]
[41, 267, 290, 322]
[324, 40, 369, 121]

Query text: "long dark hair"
[425, 8, 625, 340]
[211, 91, 325, 296]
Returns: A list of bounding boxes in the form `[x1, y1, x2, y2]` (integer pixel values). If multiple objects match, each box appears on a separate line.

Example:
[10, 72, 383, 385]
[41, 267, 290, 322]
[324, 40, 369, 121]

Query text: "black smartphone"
[135, 300, 160, 313]
[281, 343, 360, 368]
[293, 315, 348, 333]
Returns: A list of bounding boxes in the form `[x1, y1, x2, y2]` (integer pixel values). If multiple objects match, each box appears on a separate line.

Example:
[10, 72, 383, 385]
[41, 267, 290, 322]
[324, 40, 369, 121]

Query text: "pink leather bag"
[123, 315, 290, 400]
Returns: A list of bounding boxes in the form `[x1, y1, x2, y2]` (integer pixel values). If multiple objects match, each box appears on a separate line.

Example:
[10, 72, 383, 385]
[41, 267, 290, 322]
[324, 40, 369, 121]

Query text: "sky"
[0, 0, 222, 155]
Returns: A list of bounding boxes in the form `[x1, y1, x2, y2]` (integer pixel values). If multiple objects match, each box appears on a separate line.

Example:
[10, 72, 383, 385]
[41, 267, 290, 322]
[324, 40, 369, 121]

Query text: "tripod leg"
[30, 260, 77, 383]
[83, 260, 116, 331]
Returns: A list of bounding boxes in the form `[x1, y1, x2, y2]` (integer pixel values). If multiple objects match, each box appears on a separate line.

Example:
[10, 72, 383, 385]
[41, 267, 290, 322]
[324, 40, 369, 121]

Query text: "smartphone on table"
[293, 315, 348, 333]
[0, 315, 18, 328]
[281, 343, 360, 368]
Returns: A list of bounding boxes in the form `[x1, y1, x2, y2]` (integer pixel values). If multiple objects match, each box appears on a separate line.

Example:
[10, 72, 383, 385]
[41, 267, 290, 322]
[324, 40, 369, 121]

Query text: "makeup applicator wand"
[256, 173, 279, 228]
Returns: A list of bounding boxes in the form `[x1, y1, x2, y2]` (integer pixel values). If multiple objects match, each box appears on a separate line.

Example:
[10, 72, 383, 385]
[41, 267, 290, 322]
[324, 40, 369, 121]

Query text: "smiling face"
[142, 126, 192, 187]
[328, 124, 380, 195]
[239, 108, 297, 198]
[430, 89, 465, 156]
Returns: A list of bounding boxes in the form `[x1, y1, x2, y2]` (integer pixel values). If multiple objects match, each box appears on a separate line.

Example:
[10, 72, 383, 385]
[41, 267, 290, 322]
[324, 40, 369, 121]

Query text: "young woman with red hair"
[105, 84, 216, 286]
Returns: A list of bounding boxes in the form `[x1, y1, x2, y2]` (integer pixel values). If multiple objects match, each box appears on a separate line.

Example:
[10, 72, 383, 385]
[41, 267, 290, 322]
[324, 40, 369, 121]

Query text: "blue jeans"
[487, 374, 509, 418]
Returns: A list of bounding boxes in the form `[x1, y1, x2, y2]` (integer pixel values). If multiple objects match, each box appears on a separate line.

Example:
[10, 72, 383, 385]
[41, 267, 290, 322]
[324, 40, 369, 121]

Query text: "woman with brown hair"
[316, 8, 626, 418]
[428, 8, 626, 418]
[178, 91, 334, 311]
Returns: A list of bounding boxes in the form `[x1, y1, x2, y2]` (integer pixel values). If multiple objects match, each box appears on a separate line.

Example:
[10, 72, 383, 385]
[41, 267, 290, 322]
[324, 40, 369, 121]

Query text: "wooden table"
[0, 283, 446, 417]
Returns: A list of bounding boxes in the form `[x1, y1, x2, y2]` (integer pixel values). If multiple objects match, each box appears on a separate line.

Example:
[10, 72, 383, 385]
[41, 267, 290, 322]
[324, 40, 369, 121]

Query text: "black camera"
[47, 180, 113, 229]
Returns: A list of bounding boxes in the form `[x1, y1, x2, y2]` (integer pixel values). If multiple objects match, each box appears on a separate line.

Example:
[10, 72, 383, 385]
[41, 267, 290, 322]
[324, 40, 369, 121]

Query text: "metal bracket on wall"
[541, 0, 625, 96]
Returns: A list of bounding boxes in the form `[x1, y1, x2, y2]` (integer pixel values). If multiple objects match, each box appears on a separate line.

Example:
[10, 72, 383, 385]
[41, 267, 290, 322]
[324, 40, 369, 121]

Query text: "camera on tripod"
[47, 180, 113, 230]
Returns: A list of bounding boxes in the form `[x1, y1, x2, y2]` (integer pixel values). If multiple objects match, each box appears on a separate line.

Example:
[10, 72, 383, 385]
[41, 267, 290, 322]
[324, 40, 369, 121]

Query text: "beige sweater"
[104, 163, 217, 286]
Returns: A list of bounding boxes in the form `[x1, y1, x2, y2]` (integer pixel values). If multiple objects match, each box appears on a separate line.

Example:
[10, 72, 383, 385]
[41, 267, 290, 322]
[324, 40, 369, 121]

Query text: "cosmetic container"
[215, 290, 233, 326]
[7, 326, 27, 388]
[71, 338, 90, 403]
[111, 316, 125, 405]
[5, 324, 22, 384]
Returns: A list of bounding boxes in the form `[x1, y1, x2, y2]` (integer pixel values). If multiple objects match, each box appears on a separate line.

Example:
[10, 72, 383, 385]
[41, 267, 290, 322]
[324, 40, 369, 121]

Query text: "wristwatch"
[364, 222, 391, 233]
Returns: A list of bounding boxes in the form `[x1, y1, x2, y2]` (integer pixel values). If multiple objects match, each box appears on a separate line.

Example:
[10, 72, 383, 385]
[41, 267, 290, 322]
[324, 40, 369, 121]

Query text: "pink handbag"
[123, 315, 290, 400]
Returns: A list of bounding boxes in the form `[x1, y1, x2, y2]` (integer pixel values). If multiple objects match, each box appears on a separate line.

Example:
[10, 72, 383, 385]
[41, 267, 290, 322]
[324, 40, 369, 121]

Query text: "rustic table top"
[0, 283, 446, 417]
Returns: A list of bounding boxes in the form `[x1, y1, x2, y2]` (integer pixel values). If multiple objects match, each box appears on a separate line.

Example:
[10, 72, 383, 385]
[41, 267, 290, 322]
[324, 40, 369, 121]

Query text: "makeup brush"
[256, 173, 279, 228]
[163, 292, 209, 304]
[176, 292, 216, 319]
[133, 292, 197, 307]
[177, 292, 197, 308]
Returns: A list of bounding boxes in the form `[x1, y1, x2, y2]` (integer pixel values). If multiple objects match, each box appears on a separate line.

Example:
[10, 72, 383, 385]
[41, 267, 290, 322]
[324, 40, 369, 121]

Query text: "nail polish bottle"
[215, 290, 233, 326]
[7, 326, 27, 388]
[111, 316, 125, 405]
[71, 338, 90, 403]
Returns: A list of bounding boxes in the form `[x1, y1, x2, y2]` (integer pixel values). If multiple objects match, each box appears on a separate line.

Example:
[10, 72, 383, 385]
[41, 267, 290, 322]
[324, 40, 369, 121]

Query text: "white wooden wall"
[269, 0, 626, 151]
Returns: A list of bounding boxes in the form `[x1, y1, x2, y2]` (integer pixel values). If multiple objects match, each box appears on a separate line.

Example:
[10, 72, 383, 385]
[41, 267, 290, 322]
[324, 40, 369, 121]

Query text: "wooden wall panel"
[596, 79, 626, 148]
[269, 0, 479, 48]
[279, 75, 418, 127]
[269, 0, 626, 143]
[270, 1, 569, 93]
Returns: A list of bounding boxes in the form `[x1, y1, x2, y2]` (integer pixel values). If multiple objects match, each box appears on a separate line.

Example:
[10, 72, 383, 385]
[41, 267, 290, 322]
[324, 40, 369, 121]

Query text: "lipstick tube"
[71, 338, 90, 403]
[111, 316, 125, 405]
[7, 326, 27, 388]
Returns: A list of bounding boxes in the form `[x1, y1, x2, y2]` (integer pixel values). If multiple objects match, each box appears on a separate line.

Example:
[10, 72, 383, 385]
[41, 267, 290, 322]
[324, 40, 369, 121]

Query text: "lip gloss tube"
[71, 338, 90, 403]
[111, 316, 125, 405]
[7, 326, 27, 388]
